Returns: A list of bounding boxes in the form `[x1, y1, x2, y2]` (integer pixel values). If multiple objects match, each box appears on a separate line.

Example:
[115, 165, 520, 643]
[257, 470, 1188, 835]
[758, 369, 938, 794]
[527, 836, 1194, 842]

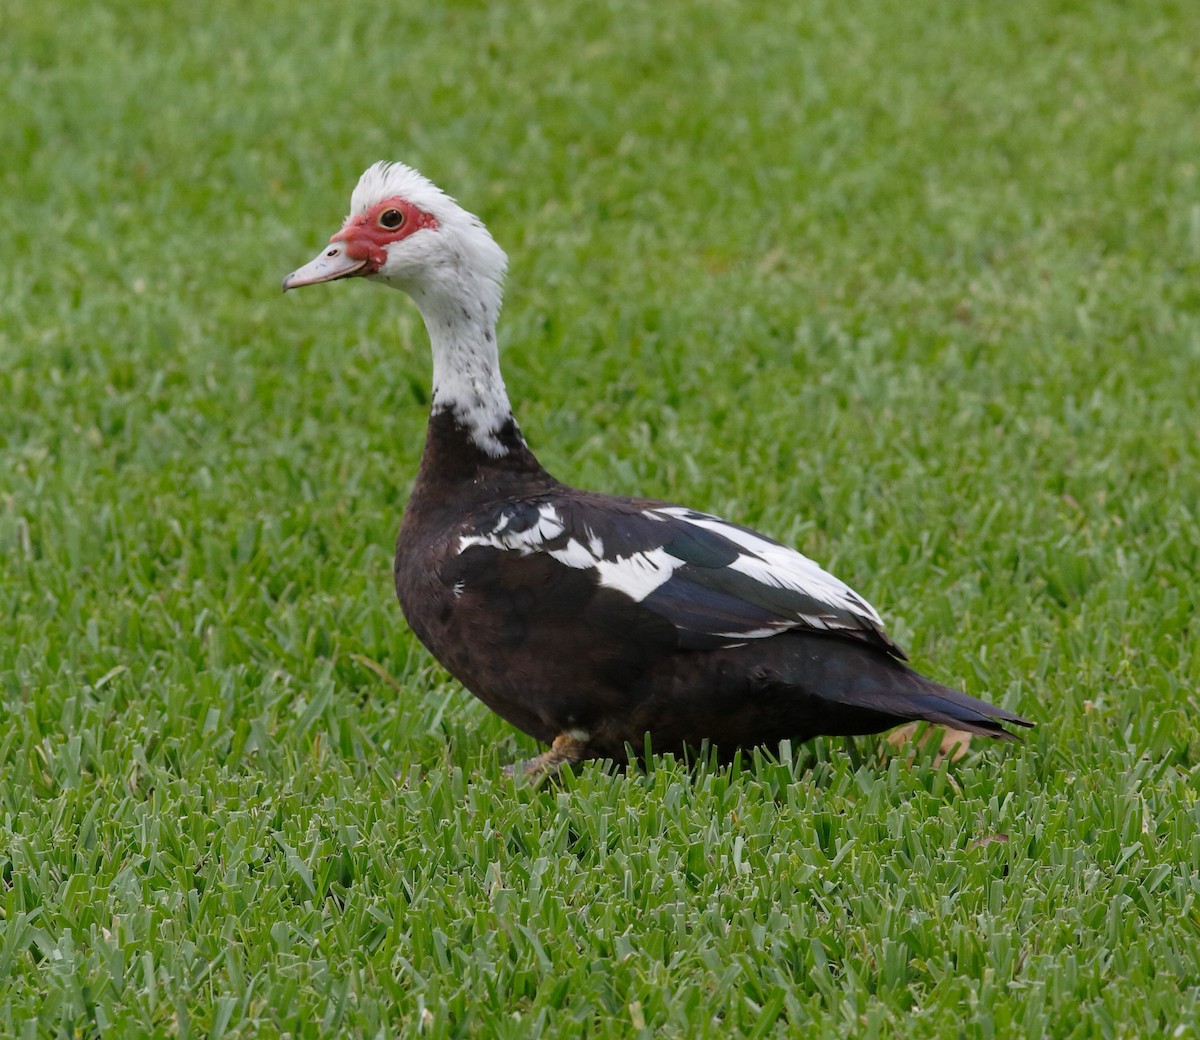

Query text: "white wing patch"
[457, 504, 683, 601]
[591, 547, 684, 602]
[459, 503, 565, 554]
[455, 501, 885, 634]
[650, 507, 885, 627]
[547, 541, 683, 602]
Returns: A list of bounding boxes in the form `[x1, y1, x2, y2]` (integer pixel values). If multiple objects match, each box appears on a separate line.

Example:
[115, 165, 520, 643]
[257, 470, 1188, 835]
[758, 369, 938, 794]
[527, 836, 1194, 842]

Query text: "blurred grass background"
[2, 0, 1199, 1036]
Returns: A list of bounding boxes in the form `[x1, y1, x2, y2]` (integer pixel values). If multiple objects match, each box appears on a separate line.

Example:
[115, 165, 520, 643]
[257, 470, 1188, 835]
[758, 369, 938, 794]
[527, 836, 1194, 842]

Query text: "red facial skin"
[330, 196, 439, 272]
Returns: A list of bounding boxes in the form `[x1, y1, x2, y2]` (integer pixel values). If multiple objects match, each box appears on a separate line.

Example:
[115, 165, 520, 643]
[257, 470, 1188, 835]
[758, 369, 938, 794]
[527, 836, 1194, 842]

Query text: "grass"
[2, 0, 1200, 1035]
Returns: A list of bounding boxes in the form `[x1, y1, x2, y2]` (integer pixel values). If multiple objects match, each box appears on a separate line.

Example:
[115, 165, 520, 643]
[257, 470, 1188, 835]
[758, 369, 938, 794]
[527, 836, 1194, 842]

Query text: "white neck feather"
[410, 277, 517, 458]
[356, 162, 520, 457]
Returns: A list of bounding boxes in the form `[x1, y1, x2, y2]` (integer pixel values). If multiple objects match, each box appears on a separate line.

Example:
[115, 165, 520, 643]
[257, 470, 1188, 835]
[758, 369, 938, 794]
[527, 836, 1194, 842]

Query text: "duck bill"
[282, 244, 368, 291]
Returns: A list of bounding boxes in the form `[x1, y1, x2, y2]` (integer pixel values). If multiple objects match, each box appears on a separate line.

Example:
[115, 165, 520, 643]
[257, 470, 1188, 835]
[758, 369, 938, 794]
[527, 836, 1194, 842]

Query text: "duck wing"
[451, 494, 906, 659]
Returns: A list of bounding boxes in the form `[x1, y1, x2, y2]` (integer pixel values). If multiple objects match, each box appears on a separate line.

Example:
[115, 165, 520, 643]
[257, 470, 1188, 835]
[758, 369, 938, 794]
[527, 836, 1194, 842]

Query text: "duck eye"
[379, 208, 405, 230]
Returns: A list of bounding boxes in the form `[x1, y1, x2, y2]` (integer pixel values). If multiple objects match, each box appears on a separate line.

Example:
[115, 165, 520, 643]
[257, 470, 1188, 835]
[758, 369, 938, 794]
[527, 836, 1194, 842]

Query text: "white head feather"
[349, 162, 516, 456]
[348, 162, 507, 321]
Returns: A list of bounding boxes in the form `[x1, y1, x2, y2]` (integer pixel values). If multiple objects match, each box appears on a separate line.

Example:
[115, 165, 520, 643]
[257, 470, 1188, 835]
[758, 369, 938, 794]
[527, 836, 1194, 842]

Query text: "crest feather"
[349, 161, 456, 219]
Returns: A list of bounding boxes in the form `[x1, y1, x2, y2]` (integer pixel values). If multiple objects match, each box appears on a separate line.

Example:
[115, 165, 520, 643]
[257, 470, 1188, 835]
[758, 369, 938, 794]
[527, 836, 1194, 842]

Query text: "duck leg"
[505, 732, 590, 783]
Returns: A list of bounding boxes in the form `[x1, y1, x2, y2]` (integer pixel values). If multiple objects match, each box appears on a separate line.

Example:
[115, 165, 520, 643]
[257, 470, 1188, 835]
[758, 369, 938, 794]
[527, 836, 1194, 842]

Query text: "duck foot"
[504, 732, 590, 784]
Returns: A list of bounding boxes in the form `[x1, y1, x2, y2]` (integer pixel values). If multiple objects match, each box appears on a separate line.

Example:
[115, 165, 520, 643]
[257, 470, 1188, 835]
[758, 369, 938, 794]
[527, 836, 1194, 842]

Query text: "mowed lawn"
[3, 0, 1200, 1036]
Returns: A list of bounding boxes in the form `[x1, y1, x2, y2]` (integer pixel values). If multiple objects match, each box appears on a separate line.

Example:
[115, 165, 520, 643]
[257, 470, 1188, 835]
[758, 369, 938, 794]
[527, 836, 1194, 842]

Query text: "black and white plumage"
[283, 162, 1031, 778]
[457, 499, 900, 655]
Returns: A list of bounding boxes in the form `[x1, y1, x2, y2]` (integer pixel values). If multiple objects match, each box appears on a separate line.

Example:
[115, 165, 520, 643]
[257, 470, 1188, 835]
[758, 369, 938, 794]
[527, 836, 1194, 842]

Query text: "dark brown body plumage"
[395, 411, 1029, 764]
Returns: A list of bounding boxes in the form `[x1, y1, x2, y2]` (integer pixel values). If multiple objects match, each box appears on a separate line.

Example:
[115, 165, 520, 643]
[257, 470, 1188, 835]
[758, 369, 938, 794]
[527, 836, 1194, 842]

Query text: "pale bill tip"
[282, 245, 367, 292]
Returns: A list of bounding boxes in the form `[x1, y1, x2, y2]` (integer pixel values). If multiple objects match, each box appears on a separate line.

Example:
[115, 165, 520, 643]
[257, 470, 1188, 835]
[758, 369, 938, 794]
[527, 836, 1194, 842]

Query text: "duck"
[283, 161, 1031, 779]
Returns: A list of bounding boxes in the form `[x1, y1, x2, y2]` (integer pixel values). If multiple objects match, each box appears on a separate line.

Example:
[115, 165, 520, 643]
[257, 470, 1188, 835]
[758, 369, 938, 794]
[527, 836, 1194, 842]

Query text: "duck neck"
[415, 283, 519, 455]
[410, 285, 550, 484]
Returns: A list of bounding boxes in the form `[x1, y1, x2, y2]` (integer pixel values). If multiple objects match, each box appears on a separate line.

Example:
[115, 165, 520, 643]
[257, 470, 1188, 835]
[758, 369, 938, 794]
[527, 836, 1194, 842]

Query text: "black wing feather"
[455, 493, 906, 659]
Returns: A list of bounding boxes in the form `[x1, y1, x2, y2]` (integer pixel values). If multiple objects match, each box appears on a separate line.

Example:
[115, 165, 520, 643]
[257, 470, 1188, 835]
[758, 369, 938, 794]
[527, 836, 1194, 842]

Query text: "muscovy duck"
[283, 162, 1031, 778]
